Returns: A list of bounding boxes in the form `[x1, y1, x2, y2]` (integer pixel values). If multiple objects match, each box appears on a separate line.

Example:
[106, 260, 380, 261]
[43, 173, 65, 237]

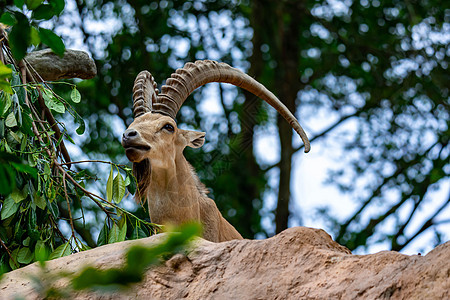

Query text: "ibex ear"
[181, 130, 206, 148]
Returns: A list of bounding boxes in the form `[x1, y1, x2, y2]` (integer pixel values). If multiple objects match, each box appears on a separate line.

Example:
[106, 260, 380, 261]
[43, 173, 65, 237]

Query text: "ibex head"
[123, 113, 205, 166]
[122, 60, 310, 201]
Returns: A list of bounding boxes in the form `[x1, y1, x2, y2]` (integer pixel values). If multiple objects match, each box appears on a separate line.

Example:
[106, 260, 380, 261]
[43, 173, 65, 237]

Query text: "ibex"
[122, 60, 310, 242]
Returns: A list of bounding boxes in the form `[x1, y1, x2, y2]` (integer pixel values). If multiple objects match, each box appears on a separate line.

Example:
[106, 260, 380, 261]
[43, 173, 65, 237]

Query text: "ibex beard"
[122, 60, 310, 243]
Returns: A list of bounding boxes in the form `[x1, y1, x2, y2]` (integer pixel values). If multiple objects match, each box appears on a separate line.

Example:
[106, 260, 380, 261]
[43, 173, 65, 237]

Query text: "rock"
[0, 227, 448, 299]
[25, 49, 97, 81]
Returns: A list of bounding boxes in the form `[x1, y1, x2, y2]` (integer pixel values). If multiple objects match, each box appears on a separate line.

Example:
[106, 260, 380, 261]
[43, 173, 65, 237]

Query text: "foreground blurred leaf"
[72, 223, 201, 290]
[0, 12, 16, 26]
[8, 12, 30, 61]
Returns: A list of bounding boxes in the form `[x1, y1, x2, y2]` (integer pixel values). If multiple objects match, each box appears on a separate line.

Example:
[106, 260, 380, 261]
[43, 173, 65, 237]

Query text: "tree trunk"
[273, 2, 302, 233]
[236, 0, 267, 238]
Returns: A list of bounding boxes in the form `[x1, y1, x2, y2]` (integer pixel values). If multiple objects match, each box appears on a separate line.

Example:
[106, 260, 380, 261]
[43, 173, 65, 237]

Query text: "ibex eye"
[163, 124, 174, 132]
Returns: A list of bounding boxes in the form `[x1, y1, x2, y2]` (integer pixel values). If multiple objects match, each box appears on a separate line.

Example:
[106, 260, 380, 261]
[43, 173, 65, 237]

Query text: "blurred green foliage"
[61, 0, 448, 252]
[11, 223, 201, 298]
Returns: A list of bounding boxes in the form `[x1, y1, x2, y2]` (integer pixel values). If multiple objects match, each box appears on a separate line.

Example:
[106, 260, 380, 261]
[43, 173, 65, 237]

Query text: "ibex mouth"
[124, 144, 151, 151]
[124, 144, 151, 162]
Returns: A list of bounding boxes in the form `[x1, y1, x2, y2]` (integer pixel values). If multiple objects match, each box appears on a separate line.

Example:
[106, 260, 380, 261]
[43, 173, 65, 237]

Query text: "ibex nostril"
[123, 129, 138, 140]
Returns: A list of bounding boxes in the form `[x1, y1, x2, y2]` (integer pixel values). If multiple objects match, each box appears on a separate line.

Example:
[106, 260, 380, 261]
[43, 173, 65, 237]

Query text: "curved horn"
[132, 71, 158, 118]
[153, 60, 310, 152]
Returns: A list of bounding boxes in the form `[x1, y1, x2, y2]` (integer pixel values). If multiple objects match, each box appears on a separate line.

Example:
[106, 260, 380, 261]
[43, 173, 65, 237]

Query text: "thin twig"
[61, 160, 129, 169]
[37, 89, 72, 166]
[56, 163, 115, 217]
[62, 172, 76, 241]
[0, 236, 18, 269]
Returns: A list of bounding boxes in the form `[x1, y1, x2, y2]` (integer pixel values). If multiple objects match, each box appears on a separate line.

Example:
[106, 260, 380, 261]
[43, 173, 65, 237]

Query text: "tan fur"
[122, 112, 243, 242]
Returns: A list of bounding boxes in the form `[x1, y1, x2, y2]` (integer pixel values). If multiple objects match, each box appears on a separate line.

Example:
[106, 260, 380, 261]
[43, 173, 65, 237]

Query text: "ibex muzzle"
[122, 60, 310, 242]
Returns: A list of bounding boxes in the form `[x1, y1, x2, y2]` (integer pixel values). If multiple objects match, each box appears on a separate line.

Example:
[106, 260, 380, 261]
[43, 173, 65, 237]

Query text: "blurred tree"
[52, 0, 447, 251]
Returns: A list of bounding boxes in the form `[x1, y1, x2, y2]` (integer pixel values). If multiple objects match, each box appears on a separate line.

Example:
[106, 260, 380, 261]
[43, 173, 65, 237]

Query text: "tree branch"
[393, 195, 450, 251]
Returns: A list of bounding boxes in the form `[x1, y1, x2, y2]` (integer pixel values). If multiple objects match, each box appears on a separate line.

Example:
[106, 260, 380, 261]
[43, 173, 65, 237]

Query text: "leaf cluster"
[0, 0, 65, 60]
[0, 26, 159, 276]
[0, 65, 86, 273]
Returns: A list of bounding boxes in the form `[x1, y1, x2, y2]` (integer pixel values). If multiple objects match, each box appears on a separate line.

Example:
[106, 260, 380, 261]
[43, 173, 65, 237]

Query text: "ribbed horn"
[153, 60, 310, 152]
[132, 70, 158, 118]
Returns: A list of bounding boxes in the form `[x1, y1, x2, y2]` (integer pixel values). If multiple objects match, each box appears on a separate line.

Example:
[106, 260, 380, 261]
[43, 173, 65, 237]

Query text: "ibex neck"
[148, 155, 201, 206]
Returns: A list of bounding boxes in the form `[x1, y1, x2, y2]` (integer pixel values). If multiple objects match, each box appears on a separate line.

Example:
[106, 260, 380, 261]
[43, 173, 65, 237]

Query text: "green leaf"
[14, 0, 25, 9]
[79, 243, 91, 251]
[118, 217, 127, 241]
[11, 188, 27, 203]
[32, 4, 56, 20]
[9, 13, 31, 61]
[0, 92, 12, 116]
[30, 26, 41, 46]
[131, 226, 147, 240]
[126, 174, 137, 195]
[97, 221, 109, 246]
[42, 89, 65, 113]
[0, 81, 13, 95]
[20, 112, 34, 135]
[44, 162, 51, 176]
[113, 171, 126, 204]
[108, 223, 120, 244]
[11, 71, 21, 90]
[49, 0, 65, 15]
[10, 131, 21, 143]
[70, 88, 81, 103]
[75, 114, 85, 135]
[23, 237, 30, 247]
[5, 112, 17, 127]
[0, 63, 12, 79]
[28, 153, 37, 167]
[49, 242, 71, 260]
[0, 164, 15, 195]
[106, 166, 113, 202]
[38, 27, 65, 57]
[0, 226, 8, 243]
[108, 221, 126, 244]
[20, 133, 27, 151]
[46, 196, 59, 218]
[11, 161, 37, 177]
[26, 0, 44, 10]
[1, 195, 20, 220]
[17, 247, 33, 264]
[9, 248, 20, 270]
[124, 175, 131, 186]
[4, 141, 12, 153]
[33, 192, 46, 210]
[0, 12, 16, 26]
[35, 240, 49, 261]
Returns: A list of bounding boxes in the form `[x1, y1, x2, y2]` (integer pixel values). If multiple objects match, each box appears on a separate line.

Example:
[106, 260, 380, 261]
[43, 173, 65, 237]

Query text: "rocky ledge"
[1, 227, 448, 299]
